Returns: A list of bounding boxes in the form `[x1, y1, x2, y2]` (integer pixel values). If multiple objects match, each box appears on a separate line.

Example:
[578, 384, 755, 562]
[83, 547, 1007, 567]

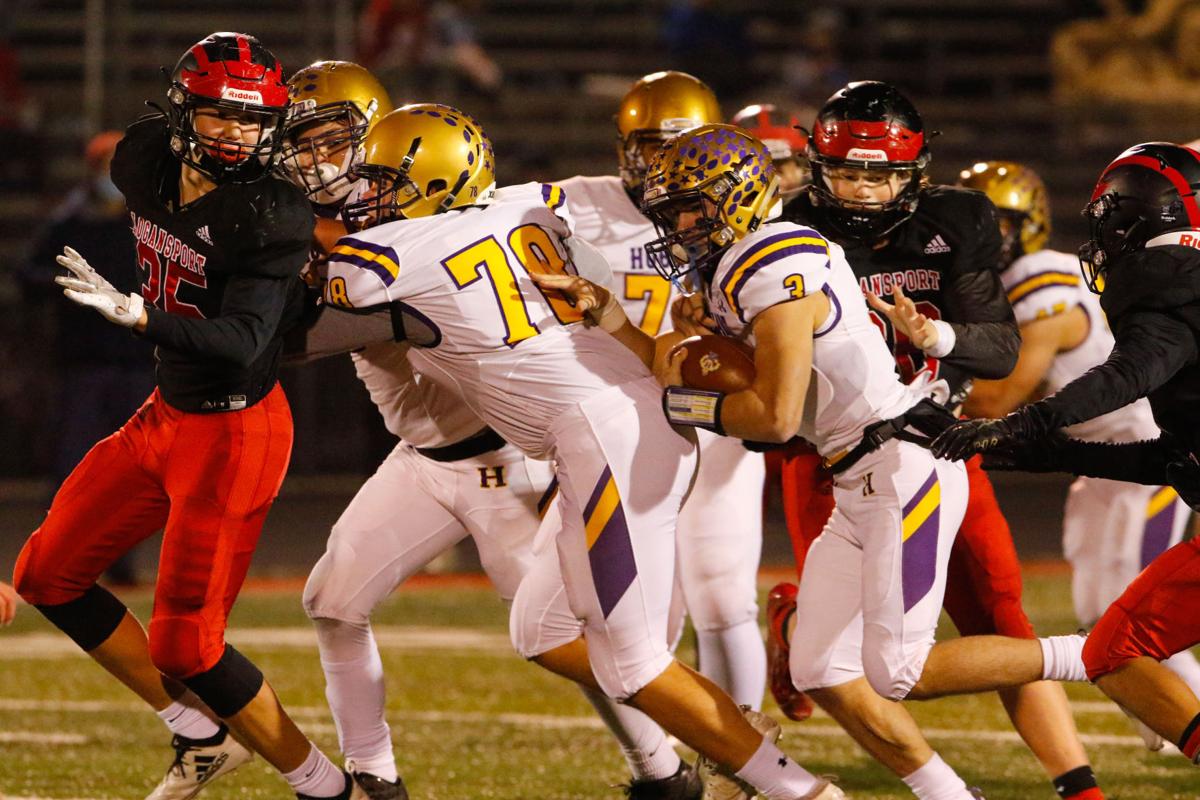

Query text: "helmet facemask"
[282, 101, 376, 205]
[994, 209, 1029, 269]
[808, 159, 924, 242]
[168, 90, 285, 183]
[1079, 192, 1133, 294]
[644, 189, 731, 282]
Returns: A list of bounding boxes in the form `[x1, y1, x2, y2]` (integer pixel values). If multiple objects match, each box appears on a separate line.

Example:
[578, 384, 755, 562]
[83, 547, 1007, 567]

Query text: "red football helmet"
[731, 103, 811, 200]
[1079, 142, 1200, 293]
[166, 32, 289, 183]
[807, 81, 930, 241]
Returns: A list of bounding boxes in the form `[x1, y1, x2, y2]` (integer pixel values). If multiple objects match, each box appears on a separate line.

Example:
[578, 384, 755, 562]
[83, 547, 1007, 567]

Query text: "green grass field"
[0, 571, 1197, 800]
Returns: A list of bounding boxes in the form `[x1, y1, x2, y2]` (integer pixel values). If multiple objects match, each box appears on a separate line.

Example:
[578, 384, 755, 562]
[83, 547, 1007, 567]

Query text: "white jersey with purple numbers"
[323, 182, 651, 459]
[556, 175, 682, 335]
[1002, 249, 1159, 444]
[706, 221, 921, 457]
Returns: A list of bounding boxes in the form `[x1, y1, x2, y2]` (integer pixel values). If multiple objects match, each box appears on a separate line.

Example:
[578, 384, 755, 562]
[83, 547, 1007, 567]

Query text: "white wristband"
[924, 319, 956, 358]
[592, 291, 629, 333]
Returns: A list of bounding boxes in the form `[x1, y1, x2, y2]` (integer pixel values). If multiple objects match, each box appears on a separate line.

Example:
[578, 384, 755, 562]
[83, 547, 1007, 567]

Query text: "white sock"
[696, 619, 769, 710]
[1165, 650, 1200, 698]
[156, 700, 220, 740]
[313, 618, 398, 783]
[579, 684, 680, 781]
[901, 753, 972, 800]
[1039, 634, 1088, 682]
[733, 735, 820, 800]
[283, 744, 346, 798]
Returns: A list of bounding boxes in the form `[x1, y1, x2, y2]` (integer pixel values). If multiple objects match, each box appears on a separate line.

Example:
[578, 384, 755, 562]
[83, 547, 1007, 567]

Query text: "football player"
[772, 82, 1105, 800]
[958, 160, 1200, 750]
[933, 141, 1200, 766]
[283, 63, 700, 799]
[319, 104, 837, 800]
[555, 70, 768, 712]
[12, 33, 368, 800]
[730, 102, 811, 206]
[536, 123, 1092, 800]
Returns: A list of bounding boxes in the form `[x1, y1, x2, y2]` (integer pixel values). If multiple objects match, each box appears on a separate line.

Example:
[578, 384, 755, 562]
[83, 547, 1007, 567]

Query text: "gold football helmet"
[616, 71, 721, 194]
[282, 60, 394, 205]
[642, 124, 780, 281]
[343, 103, 496, 228]
[958, 161, 1050, 264]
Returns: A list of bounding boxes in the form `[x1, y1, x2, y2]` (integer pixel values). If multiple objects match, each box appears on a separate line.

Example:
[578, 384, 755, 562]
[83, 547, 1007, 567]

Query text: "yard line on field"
[0, 731, 87, 744]
[0, 701, 1149, 749]
[0, 626, 513, 660]
[2, 796, 103, 800]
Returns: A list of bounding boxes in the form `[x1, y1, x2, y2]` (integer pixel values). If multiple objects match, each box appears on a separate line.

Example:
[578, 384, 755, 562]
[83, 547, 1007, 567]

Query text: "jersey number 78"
[442, 223, 584, 347]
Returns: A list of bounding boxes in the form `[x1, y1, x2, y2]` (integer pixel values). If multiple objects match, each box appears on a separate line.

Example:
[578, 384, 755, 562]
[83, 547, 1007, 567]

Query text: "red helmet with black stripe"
[806, 81, 929, 241]
[1079, 142, 1200, 293]
[166, 32, 289, 183]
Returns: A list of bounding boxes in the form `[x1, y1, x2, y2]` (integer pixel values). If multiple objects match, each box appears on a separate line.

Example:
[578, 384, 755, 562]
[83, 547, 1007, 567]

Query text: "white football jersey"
[323, 182, 651, 458]
[1003, 249, 1159, 443]
[350, 342, 489, 448]
[557, 175, 681, 335]
[705, 221, 921, 456]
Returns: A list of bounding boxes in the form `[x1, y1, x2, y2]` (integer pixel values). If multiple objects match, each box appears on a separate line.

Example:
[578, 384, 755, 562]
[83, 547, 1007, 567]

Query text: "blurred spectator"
[357, 0, 502, 98]
[0, 18, 43, 190]
[17, 131, 155, 585]
[662, 0, 751, 102]
[1052, 0, 1200, 105]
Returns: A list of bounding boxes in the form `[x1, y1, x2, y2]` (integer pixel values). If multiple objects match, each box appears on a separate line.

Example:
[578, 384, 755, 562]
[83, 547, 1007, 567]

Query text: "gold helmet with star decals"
[641, 123, 780, 282]
[957, 160, 1049, 265]
[342, 103, 496, 228]
[616, 71, 722, 195]
[282, 60, 394, 205]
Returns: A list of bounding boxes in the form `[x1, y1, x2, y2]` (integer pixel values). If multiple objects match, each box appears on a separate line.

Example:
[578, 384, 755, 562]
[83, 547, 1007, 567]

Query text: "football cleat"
[622, 760, 702, 799]
[767, 582, 814, 722]
[345, 762, 410, 800]
[801, 780, 847, 800]
[297, 771, 370, 800]
[145, 723, 253, 800]
[698, 706, 782, 800]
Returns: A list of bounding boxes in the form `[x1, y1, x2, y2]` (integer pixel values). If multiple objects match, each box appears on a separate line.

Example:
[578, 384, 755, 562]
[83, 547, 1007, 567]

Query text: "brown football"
[672, 334, 757, 393]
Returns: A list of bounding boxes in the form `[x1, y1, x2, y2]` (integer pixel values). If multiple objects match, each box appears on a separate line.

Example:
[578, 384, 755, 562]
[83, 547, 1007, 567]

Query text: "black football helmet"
[806, 81, 930, 242]
[1079, 142, 1200, 293]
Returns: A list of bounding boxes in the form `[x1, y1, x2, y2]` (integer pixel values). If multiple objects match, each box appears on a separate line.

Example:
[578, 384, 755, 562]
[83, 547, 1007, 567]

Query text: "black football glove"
[930, 406, 1046, 461]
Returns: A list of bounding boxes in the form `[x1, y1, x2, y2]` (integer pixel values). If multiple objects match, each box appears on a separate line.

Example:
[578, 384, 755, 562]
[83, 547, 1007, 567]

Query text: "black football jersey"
[785, 186, 1019, 407]
[110, 115, 314, 412]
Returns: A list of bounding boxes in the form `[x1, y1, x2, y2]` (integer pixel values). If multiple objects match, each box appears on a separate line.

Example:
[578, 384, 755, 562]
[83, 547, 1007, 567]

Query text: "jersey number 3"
[442, 224, 583, 347]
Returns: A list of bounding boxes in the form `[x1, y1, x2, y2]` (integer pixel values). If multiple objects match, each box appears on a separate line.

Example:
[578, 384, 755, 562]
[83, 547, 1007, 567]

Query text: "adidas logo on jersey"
[924, 235, 951, 255]
[195, 225, 213, 246]
[921, 232, 950, 255]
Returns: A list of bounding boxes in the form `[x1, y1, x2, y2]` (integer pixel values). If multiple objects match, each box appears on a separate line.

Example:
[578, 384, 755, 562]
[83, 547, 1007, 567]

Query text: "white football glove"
[54, 246, 144, 328]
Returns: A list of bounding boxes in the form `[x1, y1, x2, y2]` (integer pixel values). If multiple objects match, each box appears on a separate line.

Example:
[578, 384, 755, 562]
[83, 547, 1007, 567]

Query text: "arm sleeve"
[937, 195, 1021, 378]
[1029, 309, 1200, 429]
[141, 273, 292, 366]
[940, 271, 1021, 380]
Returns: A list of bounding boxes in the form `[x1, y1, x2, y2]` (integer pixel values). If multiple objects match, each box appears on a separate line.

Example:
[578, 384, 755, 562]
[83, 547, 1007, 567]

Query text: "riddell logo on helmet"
[222, 87, 263, 104]
[846, 148, 887, 162]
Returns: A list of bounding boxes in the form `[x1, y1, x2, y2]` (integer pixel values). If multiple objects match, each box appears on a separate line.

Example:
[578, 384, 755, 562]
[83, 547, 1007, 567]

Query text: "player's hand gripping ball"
[670, 334, 756, 393]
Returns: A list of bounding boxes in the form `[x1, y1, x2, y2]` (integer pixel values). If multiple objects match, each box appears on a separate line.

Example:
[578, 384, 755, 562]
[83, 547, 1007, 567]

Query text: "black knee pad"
[180, 644, 264, 719]
[36, 585, 127, 652]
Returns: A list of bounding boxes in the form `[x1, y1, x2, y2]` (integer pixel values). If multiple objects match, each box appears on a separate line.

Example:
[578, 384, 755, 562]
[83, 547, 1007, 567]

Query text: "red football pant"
[1084, 538, 1200, 680]
[779, 445, 1035, 638]
[15, 385, 293, 678]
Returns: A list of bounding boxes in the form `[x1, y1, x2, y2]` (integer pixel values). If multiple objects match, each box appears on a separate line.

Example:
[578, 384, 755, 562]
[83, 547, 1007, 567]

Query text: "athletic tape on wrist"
[663, 386, 726, 435]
